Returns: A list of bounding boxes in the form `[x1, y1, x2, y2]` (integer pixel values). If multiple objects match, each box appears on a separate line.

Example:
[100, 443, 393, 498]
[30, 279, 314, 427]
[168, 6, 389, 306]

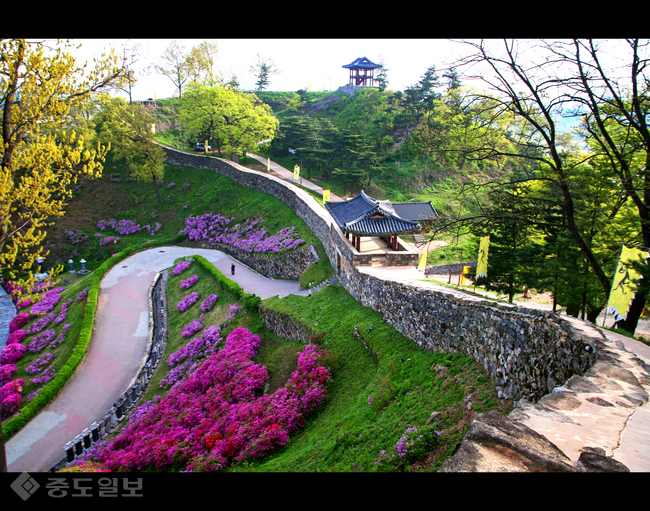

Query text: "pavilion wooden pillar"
[356, 235, 361, 252]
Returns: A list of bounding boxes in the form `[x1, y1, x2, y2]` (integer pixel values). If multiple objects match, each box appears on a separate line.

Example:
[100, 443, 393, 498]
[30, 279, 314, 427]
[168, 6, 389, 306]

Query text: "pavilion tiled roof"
[325, 190, 426, 236]
[342, 57, 380, 70]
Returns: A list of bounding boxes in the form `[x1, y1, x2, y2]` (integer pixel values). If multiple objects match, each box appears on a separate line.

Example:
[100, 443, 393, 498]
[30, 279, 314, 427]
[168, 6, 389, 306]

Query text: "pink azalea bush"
[9, 313, 30, 333]
[0, 379, 24, 419]
[1, 343, 27, 365]
[6, 329, 26, 345]
[86, 327, 331, 472]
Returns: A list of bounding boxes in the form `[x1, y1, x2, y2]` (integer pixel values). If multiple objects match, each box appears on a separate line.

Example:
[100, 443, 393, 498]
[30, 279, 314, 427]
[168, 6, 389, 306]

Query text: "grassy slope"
[231, 286, 512, 472]
[16, 134, 513, 471]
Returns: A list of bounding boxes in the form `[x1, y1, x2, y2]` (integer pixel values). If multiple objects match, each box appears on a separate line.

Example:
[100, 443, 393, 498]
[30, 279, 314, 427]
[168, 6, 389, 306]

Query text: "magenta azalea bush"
[1, 343, 27, 365]
[179, 214, 305, 254]
[182, 315, 204, 338]
[177, 292, 199, 312]
[0, 379, 24, 419]
[9, 313, 30, 333]
[172, 260, 192, 276]
[180, 274, 199, 290]
[86, 327, 331, 472]
[200, 294, 218, 313]
[30, 287, 64, 316]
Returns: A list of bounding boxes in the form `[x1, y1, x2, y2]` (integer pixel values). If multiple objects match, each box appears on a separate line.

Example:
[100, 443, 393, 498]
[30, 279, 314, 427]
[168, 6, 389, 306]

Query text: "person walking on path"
[231, 263, 235, 276]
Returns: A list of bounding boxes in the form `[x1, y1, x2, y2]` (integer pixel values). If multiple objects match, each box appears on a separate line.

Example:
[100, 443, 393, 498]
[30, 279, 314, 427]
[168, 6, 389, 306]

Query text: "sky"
[67, 38, 475, 101]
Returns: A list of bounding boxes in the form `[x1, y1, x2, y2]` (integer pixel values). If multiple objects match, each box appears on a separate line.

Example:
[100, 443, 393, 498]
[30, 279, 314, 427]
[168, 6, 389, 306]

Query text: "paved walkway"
[5, 247, 300, 473]
[246, 154, 345, 202]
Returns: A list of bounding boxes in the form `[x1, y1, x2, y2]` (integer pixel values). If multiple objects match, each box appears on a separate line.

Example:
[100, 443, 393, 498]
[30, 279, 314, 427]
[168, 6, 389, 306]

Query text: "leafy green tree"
[179, 85, 278, 157]
[94, 98, 166, 207]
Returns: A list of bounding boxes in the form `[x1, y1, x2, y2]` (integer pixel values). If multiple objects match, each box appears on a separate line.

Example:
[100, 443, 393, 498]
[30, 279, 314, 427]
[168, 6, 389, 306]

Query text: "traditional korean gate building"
[324, 190, 438, 266]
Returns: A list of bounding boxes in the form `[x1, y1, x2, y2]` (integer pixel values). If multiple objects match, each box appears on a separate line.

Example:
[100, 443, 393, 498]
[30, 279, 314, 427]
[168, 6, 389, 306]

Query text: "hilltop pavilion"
[325, 190, 438, 252]
[342, 57, 380, 87]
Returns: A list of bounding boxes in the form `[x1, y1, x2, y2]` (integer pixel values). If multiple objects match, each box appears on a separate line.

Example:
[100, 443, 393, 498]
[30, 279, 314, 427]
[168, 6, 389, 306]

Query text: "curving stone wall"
[163, 146, 600, 403]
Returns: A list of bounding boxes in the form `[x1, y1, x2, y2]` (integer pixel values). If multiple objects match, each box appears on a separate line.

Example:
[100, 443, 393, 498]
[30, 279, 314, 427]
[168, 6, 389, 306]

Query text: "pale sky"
[68, 38, 474, 100]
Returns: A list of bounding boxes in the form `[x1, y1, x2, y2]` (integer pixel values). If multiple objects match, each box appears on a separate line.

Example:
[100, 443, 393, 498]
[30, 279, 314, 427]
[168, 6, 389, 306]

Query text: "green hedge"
[2, 235, 185, 440]
[191, 255, 261, 312]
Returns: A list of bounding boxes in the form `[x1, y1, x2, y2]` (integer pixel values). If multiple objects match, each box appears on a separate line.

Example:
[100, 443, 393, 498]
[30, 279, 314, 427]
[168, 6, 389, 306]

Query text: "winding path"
[5, 247, 300, 473]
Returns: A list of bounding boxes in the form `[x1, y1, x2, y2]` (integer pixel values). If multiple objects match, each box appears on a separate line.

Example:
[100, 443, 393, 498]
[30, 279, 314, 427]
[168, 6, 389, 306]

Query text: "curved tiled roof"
[325, 190, 421, 236]
[342, 57, 380, 70]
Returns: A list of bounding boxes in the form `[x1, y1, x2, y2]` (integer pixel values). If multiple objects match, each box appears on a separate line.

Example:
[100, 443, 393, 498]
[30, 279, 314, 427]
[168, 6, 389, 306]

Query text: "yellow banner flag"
[476, 236, 490, 279]
[418, 243, 428, 271]
[267, 157, 270, 171]
[607, 244, 649, 322]
[323, 190, 330, 203]
[293, 165, 300, 183]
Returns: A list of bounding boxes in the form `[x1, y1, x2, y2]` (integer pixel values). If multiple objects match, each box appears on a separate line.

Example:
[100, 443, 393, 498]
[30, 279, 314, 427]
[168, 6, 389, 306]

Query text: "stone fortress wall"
[163, 147, 602, 403]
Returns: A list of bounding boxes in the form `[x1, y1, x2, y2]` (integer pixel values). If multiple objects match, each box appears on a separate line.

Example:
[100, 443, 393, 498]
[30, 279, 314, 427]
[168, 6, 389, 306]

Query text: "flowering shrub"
[225, 304, 241, 322]
[27, 311, 57, 334]
[30, 288, 64, 316]
[177, 292, 199, 313]
[28, 329, 57, 352]
[88, 328, 331, 472]
[16, 299, 31, 310]
[115, 219, 142, 236]
[180, 274, 199, 289]
[182, 315, 204, 338]
[50, 324, 71, 349]
[99, 236, 120, 246]
[1, 343, 27, 365]
[97, 219, 116, 231]
[30, 366, 56, 386]
[76, 289, 88, 301]
[9, 313, 30, 333]
[6, 329, 26, 345]
[144, 222, 162, 236]
[0, 363, 17, 383]
[65, 230, 88, 245]
[373, 425, 441, 471]
[167, 182, 176, 189]
[0, 379, 24, 419]
[172, 260, 192, 276]
[54, 299, 73, 326]
[179, 214, 305, 254]
[200, 294, 219, 313]
[26, 352, 55, 374]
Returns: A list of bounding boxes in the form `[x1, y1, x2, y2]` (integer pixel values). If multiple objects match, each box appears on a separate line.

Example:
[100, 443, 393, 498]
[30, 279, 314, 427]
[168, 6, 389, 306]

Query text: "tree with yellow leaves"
[0, 38, 124, 298]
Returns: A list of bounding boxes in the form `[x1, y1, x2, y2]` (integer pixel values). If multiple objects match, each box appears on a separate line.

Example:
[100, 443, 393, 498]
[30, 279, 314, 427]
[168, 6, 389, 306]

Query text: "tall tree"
[179, 85, 278, 157]
[94, 98, 166, 207]
[250, 53, 280, 91]
[0, 38, 123, 292]
[154, 40, 191, 99]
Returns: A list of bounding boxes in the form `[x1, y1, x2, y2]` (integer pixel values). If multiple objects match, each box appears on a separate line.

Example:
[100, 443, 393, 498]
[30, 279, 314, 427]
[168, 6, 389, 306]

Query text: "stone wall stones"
[162, 146, 600, 403]
[258, 305, 315, 343]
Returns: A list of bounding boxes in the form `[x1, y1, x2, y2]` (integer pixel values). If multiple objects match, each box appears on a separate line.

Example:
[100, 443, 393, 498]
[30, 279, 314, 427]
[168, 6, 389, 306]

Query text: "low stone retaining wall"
[258, 305, 315, 343]
[163, 146, 601, 404]
[426, 260, 477, 275]
[199, 241, 319, 280]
